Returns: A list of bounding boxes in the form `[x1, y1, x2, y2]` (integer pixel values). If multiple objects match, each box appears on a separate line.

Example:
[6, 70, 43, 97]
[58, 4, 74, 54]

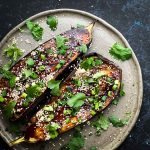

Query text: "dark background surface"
[0, 0, 149, 150]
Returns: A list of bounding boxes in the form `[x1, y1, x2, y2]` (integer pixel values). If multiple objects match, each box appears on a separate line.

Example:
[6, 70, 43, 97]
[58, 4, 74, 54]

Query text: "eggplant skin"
[0, 24, 93, 121]
[23, 52, 122, 143]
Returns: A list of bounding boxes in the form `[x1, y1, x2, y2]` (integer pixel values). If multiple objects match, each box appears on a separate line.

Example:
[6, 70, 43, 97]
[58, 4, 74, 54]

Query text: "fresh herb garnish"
[92, 114, 109, 135]
[26, 58, 35, 67]
[3, 100, 16, 119]
[56, 60, 65, 70]
[109, 115, 128, 127]
[61, 129, 85, 150]
[2, 61, 13, 71]
[46, 124, 59, 139]
[109, 43, 132, 61]
[22, 69, 38, 79]
[77, 44, 87, 53]
[55, 35, 68, 54]
[120, 83, 125, 96]
[0, 69, 16, 88]
[3, 44, 23, 62]
[81, 57, 102, 70]
[112, 98, 119, 105]
[47, 79, 61, 96]
[67, 93, 86, 108]
[46, 16, 58, 31]
[1, 89, 7, 97]
[26, 20, 43, 41]
[0, 96, 4, 102]
[39, 65, 46, 71]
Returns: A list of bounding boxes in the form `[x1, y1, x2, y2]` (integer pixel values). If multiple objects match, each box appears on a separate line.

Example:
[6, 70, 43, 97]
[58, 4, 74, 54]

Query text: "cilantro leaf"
[92, 114, 109, 135]
[56, 60, 66, 70]
[46, 16, 58, 31]
[2, 61, 13, 71]
[0, 69, 16, 88]
[81, 57, 102, 70]
[109, 43, 132, 61]
[3, 44, 23, 62]
[0, 96, 4, 102]
[61, 130, 85, 150]
[47, 79, 61, 96]
[26, 58, 35, 66]
[109, 115, 128, 127]
[56, 35, 68, 48]
[26, 20, 43, 41]
[46, 123, 60, 139]
[77, 44, 87, 53]
[23, 69, 38, 79]
[3, 100, 16, 119]
[112, 98, 119, 105]
[67, 93, 86, 108]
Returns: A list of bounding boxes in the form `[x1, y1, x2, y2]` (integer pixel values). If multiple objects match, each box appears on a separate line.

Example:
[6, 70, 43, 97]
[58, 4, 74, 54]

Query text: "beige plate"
[0, 9, 143, 150]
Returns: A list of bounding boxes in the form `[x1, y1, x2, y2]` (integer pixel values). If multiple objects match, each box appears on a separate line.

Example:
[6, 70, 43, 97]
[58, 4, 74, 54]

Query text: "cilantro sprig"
[46, 16, 58, 31]
[47, 79, 61, 96]
[26, 20, 43, 41]
[61, 128, 85, 150]
[3, 44, 23, 62]
[109, 43, 132, 61]
[81, 57, 103, 70]
[67, 93, 86, 108]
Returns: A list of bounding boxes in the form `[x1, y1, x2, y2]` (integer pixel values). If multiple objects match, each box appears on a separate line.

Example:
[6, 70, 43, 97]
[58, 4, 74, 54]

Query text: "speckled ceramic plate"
[0, 9, 143, 150]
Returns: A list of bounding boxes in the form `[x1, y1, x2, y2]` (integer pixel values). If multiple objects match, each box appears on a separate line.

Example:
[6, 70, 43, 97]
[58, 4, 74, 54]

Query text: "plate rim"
[0, 8, 143, 150]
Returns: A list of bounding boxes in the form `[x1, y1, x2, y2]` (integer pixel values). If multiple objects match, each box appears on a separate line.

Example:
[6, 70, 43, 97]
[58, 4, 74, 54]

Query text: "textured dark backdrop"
[0, 0, 149, 150]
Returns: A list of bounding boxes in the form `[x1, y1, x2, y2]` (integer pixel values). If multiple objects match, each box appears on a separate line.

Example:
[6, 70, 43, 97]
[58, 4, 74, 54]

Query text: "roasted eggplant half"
[0, 23, 94, 121]
[11, 53, 122, 145]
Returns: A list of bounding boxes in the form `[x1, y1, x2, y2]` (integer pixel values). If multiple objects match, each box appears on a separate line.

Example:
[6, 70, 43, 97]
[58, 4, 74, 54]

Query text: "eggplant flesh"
[11, 53, 122, 145]
[0, 23, 94, 121]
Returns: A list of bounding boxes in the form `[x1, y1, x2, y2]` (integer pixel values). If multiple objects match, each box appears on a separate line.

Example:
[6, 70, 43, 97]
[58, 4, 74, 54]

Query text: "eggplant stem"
[86, 22, 95, 33]
[10, 136, 25, 146]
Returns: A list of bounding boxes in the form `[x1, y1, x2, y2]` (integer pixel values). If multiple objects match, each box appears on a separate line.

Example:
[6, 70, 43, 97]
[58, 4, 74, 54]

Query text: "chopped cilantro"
[55, 35, 68, 54]
[23, 69, 32, 78]
[1, 90, 7, 97]
[101, 95, 107, 102]
[47, 49, 53, 54]
[3, 100, 16, 119]
[2, 61, 13, 71]
[3, 44, 23, 62]
[40, 54, 46, 60]
[109, 43, 132, 61]
[120, 83, 125, 96]
[61, 130, 85, 150]
[30, 72, 38, 79]
[26, 58, 35, 66]
[77, 44, 87, 53]
[112, 98, 119, 105]
[109, 115, 128, 127]
[26, 20, 43, 41]
[0, 69, 16, 88]
[46, 16, 58, 31]
[56, 35, 68, 49]
[92, 114, 109, 135]
[47, 79, 61, 96]
[81, 57, 102, 70]
[0, 96, 4, 102]
[39, 65, 46, 71]
[56, 60, 65, 70]
[47, 124, 59, 139]
[67, 93, 86, 108]
[74, 79, 81, 87]
[63, 109, 72, 115]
